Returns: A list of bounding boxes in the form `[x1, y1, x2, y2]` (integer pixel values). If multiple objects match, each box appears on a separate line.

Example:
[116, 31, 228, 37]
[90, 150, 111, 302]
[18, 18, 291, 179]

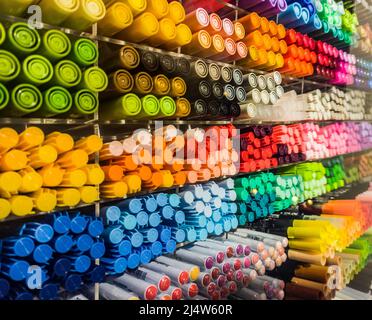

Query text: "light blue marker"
[181, 226, 197, 242]
[141, 228, 159, 243]
[101, 257, 127, 274]
[157, 226, 171, 242]
[184, 214, 207, 228]
[150, 241, 163, 256]
[169, 194, 180, 207]
[161, 205, 174, 220]
[222, 217, 232, 232]
[117, 198, 142, 214]
[20, 223, 54, 243]
[163, 239, 176, 253]
[119, 213, 137, 230]
[206, 220, 215, 234]
[101, 206, 121, 225]
[102, 226, 124, 244]
[126, 230, 143, 248]
[195, 228, 208, 241]
[155, 193, 168, 207]
[213, 223, 223, 236]
[143, 197, 158, 212]
[148, 212, 161, 227]
[171, 228, 186, 243]
[136, 211, 149, 227]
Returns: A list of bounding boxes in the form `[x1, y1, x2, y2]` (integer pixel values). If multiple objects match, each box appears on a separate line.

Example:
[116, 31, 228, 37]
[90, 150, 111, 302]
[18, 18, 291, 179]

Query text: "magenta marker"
[214, 261, 231, 274]
[227, 281, 238, 294]
[198, 282, 216, 297]
[219, 287, 229, 299]
[189, 245, 225, 264]
[226, 270, 234, 282]
[174, 249, 214, 269]
[209, 238, 245, 257]
[234, 270, 244, 283]
[228, 234, 265, 252]
[143, 262, 189, 286]
[209, 267, 220, 280]
[113, 273, 158, 300]
[197, 272, 211, 288]
[132, 268, 171, 292]
[239, 257, 251, 269]
[216, 275, 226, 288]
[248, 252, 260, 265]
[181, 283, 199, 298]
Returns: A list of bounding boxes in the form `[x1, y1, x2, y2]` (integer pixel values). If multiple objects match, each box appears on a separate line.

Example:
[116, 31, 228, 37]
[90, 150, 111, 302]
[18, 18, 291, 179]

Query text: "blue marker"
[87, 218, 104, 238]
[74, 234, 94, 252]
[148, 212, 161, 227]
[141, 228, 159, 243]
[169, 194, 180, 207]
[100, 257, 127, 274]
[52, 258, 71, 278]
[64, 274, 83, 293]
[20, 223, 54, 243]
[171, 228, 186, 243]
[101, 206, 121, 224]
[85, 265, 106, 283]
[134, 247, 152, 264]
[66, 254, 91, 273]
[180, 226, 197, 242]
[53, 234, 74, 254]
[39, 283, 59, 300]
[184, 214, 207, 228]
[157, 226, 171, 243]
[136, 211, 149, 227]
[149, 241, 163, 257]
[222, 217, 232, 232]
[1, 258, 30, 281]
[117, 198, 142, 214]
[155, 193, 168, 207]
[10, 285, 34, 300]
[70, 214, 88, 234]
[102, 226, 124, 244]
[126, 230, 144, 248]
[2, 237, 35, 257]
[33, 244, 53, 264]
[213, 223, 224, 236]
[143, 197, 158, 212]
[52, 213, 71, 234]
[206, 220, 215, 234]
[89, 241, 106, 259]
[163, 239, 176, 253]
[119, 213, 137, 230]
[160, 205, 174, 220]
[0, 278, 10, 299]
[278, 2, 302, 25]
[195, 228, 208, 241]
[212, 210, 222, 223]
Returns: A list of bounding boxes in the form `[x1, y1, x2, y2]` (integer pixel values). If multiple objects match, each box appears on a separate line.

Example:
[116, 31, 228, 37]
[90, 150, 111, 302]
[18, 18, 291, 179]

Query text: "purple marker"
[187, 245, 225, 264]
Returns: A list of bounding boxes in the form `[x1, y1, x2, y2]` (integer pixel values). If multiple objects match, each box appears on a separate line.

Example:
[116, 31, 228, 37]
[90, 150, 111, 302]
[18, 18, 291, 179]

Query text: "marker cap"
[54, 234, 73, 253]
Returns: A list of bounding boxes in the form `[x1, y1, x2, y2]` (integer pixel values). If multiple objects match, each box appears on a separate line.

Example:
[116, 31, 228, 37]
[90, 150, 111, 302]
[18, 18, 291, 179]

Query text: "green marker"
[4, 22, 41, 56]
[0, 83, 10, 110]
[70, 90, 99, 117]
[40, 30, 72, 62]
[69, 38, 99, 67]
[52, 60, 82, 88]
[39, 86, 73, 117]
[0, 22, 6, 46]
[0, 50, 21, 82]
[78, 67, 108, 92]
[9, 84, 43, 116]
[101, 93, 142, 120]
[20, 55, 54, 86]
[158, 96, 176, 118]
[138, 95, 160, 119]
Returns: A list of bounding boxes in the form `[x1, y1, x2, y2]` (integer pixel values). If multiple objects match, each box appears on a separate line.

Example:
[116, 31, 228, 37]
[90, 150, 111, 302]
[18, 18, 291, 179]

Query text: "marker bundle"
[269, 88, 367, 122]
[322, 157, 346, 193]
[343, 151, 372, 183]
[238, 71, 284, 117]
[355, 58, 372, 89]
[98, 0, 192, 51]
[0, 212, 106, 300]
[99, 124, 238, 198]
[101, 45, 190, 120]
[0, 22, 104, 118]
[237, 13, 287, 72]
[0, 127, 103, 220]
[184, 60, 246, 119]
[239, 123, 307, 173]
[234, 172, 305, 225]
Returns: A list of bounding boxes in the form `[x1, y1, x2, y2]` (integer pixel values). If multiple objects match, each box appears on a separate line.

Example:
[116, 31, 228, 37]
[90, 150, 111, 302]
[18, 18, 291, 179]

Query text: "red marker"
[227, 281, 238, 293]
[113, 273, 157, 300]
[210, 267, 220, 280]
[132, 268, 171, 292]
[165, 285, 183, 300]
[143, 262, 189, 286]
[197, 272, 211, 287]
[181, 283, 199, 298]
[156, 294, 172, 300]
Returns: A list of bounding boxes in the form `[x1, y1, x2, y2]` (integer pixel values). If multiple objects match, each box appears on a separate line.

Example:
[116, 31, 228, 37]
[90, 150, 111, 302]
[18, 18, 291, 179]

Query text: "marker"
[156, 256, 200, 281]
[98, 283, 139, 300]
[39, 86, 73, 117]
[38, 0, 79, 25]
[40, 30, 71, 62]
[148, 18, 176, 47]
[4, 22, 40, 56]
[184, 8, 209, 33]
[143, 262, 189, 286]
[62, 0, 106, 31]
[98, 2, 133, 36]
[132, 268, 171, 292]
[117, 12, 159, 42]
[163, 24, 192, 50]
[52, 60, 82, 88]
[165, 1, 185, 24]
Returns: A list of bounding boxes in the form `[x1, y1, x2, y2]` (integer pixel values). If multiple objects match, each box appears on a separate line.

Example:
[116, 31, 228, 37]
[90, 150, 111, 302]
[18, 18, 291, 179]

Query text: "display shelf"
[0, 117, 96, 125]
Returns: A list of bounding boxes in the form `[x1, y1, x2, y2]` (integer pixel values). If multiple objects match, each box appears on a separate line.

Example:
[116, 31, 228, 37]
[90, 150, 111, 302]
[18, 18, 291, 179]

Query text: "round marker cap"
[64, 274, 82, 292]
[186, 228, 197, 242]
[127, 253, 140, 269]
[53, 215, 71, 234]
[0, 278, 10, 299]
[73, 255, 91, 273]
[70, 216, 88, 234]
[130, 232, 144, 248]
[90, 242, 105, 259]
[113, 257, 127, 274]
[13, 237, 35, 257]
[54, 258, 71, 277]
[140, 249, 152, 264]
[34, 224, 54, 243]
[39, 283, 58, 300]
[151, 241, 163, 256]
[88, 219, 104, 238]
[54, 234, 73, 253]
[9, 260, 29, 281]
[76, 234, 94, 252]
[175, 210, 185, 224]
[136, 211, 149, 226]
[174, 229, 185, 243]
[89, 265, 106, 283]
[164, 239, 176, 253]
[123, 214, 137, 230]
[160, 228, 171, 242]
[118, 240, 132, 256]
[33, 244, 53, 264]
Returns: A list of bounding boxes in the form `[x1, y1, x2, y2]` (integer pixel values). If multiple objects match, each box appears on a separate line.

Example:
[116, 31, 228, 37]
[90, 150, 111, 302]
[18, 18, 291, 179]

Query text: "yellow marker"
[160, 170, 174, 188]
[79, 186, 99, 203]
[119, 0, 147, 17]
[165, 1, 185, 24]
[97, 2, 133, 36]
[31, 188, 57, 212]
[56, 149, 89, 169]
[289, 239, 327, 253]
[56, 188, 81, 207]
[0, 127, 19, 154]
[123, 175, 141, 194]
[10, 195, 34, 216]
[189, 266, 200, 282]
[146, 0, 169, 19]
[0, 0, 38, 17]
[148, 18, 176, 47]
[100, 181, 128, 198]
[61, 169, 87, 187]
[163, 23, 192, 50]
[81, 164, 105, 185]
[0, 172, 22, 194]
[16, 127, 45, 151]
[38, 164, 65, 187]
[75, 135, 103, 155]
[116, 12, 159, 43]
[18, 167, 43, 193]
[287, 226, 326, 239]
[38, 0, 80, 26]
[62, 0, 106, 31]
[28, 145, 58, 169]
[44, 132, 74, 154]
[0, 198, 11, 220]
[0, 149, 28, 172]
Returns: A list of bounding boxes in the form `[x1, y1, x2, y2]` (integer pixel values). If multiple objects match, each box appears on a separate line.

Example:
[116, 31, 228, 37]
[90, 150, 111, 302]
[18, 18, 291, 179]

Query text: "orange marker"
[262, 33, 272, 51]
[130, 165, 153, 183]
[60, 169, 87, 187]
[18, 167, 43, 193]
[238, 12, 261, 33]
[173, 171, 186, 186]
[0, 149, 28, 172]
[279, 40, 288, 55]
[268, 20, 278, 37]
[279, 57, 296, 74]
[285, 44, 299, 59]
[111, 155, 138, 172]
[243, 30, 263, 48]
[259, 17, 270, 34]
[183, 8, 209, 33]
[28, 145, 58, 169]
[271, 37, 280, 53]
[277, 24, 286, 39]
[297, 46, 305, 61]
[185, 170, 198, 184]
[102, 165, 124, 182]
